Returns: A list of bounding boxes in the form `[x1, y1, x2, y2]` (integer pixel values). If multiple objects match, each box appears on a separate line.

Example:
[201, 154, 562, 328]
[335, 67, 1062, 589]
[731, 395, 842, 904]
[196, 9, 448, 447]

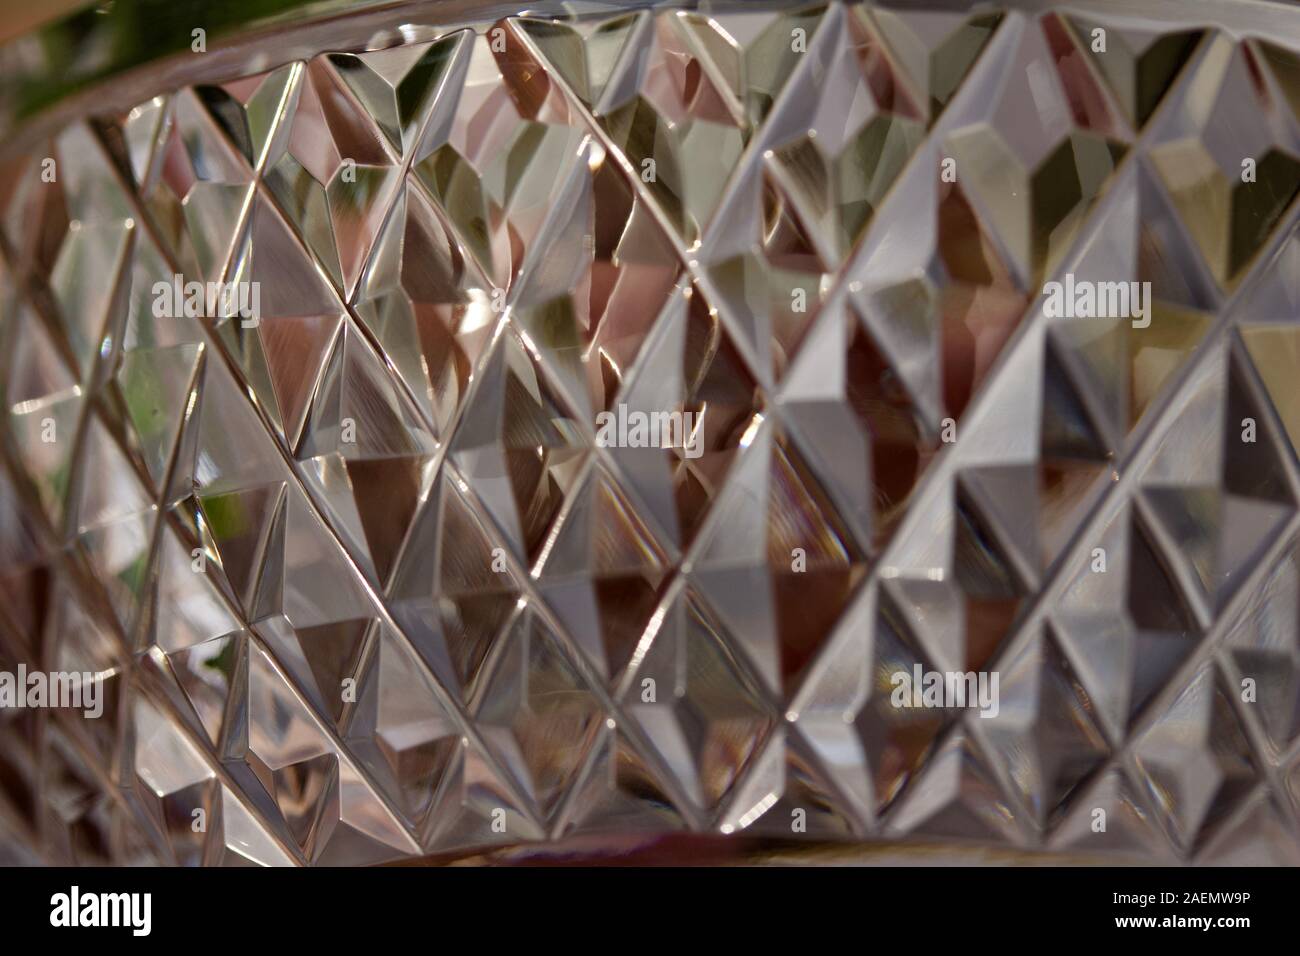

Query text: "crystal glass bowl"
[1, 0, 1299, 866]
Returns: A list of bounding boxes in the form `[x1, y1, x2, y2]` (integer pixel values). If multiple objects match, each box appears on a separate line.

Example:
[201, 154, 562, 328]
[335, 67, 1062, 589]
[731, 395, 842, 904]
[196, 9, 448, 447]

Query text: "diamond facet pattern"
[3, 1, 1300, 865]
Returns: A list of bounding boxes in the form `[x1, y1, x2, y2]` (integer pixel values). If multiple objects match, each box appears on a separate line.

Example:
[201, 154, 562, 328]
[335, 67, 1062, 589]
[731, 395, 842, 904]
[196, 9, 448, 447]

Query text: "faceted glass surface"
[1, 0, 1300, 865]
